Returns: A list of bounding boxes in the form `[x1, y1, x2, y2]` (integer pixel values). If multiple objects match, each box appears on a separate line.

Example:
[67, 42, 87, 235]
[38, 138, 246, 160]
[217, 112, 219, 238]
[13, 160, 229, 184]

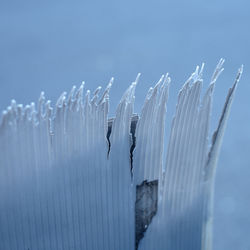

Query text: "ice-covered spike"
[210, 58, 225, 84]
[111, 80, 137, 141]
[166, 76, 171, 86]
[147, 76, 163, 103]
[73, 82, 84, 111]
[162, 73, 169, 86]
[54, 93, 67, 125]
[201, 60, 225, 110]
[45, 100, 53, 119]
[119, 74, 139, 104]
[10, 100, 17, 121]
[56, 92, 67, 108]
[107, 77, 137, 250]
[30, 102, 36, 114]
[98, 78, 113, 105]
[85, 90, 90, 104]
[140, 71, 204, 250]
[199, 63, 205, 78]
[135, 73, 141, 84]
[128, 82, 137, 103]
[159, 75, 170, 104]
[133, 72, 170, 188]
[191, 63, 204, 83]
[180, 69, 195, 93]
[30, 102, 38, 125]
[205, 65, 243, 180]
[156, 74, 165, 87]
[199, 65, 242, 250]
[91, 86, 102, 105]
[76, 82, 84, 101]
[66, 85, 77, 112]
[192, 65, 200, 82]
[119, 83, 132, 104]
[237, 64, 244, 81]
[16, 104, 23, 121]
[146, 87, 154, 100]
[23, 104, 31, 120]
[125, 76, 138, 103]
[11, 99, 17, 109]
[6, 106, 11, 115]
[126, 74, 140, 103]
[83, 90, 91, 115]
[68, 85, 76, 104]
[38, 91, 46, 120]
[94, 86, 102, 96]
[8, 100, 17, 126]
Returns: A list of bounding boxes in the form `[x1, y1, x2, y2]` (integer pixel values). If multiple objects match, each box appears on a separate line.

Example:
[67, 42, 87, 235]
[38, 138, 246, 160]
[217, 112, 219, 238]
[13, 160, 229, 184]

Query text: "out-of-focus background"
[0, 0, 249, 249]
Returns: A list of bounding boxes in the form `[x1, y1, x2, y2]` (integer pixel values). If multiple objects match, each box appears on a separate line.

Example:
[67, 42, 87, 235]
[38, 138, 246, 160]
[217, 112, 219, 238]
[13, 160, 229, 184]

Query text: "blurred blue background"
[0, 0, 249, 249]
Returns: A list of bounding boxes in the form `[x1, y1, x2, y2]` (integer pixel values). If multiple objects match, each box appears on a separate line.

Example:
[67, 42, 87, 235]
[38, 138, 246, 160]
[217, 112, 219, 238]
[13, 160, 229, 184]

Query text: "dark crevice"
[106, 115, 138, 164]
[130, 114, 139, 172]
[135, 179, 158, 250]
[107, 118, 114, 158]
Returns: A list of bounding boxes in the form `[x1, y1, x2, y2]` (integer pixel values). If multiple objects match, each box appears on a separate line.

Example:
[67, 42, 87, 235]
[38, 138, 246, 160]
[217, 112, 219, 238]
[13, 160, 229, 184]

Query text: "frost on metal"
[0, 60, 242, 250]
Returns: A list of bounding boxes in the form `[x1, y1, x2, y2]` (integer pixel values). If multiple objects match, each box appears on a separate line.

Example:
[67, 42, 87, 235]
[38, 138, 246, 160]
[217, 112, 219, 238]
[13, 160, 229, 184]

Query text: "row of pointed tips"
[0, 79, 112, 130]
[0, 59, 243, 132]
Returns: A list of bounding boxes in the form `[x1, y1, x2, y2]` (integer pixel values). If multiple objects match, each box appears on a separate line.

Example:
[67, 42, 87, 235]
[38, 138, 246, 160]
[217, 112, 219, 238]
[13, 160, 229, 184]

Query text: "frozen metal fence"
[0, 59, 242, 250]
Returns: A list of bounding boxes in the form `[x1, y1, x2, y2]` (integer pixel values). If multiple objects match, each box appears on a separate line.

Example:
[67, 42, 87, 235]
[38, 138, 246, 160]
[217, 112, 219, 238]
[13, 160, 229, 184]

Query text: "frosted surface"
[0, 61, 242, 250]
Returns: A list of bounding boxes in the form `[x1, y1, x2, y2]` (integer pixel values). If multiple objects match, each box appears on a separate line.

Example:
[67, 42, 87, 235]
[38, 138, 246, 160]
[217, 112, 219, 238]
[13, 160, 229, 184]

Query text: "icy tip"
[234, 64, 243, 86]
[239, 64, 244, 74]
[218, 58, 225, 67]
[200, 63, 205, 77]
[94, 86, 102, 96]
[134, 73, 141, 85]
[192, 63, 204, 82]
[110, 77, 114, 84]
[80, 81, 85, 88]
